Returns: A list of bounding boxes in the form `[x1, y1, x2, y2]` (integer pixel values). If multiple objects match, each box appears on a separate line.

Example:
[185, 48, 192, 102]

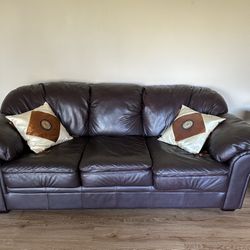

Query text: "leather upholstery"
[80, 136, 151, 172]
[1, 82, 249, 211]
[154, 175, 228, 192]
[0, 188, 6, 212]
[79, 136, 152, 186]
[81, 170, 152, 187]
[1, 82, 90, 137]
[0, 169, 7, 212]
[43, 82, 89, 136]
[188, 86, 228, 114]
[143, 85, 228, 136]
[89, 84, 143, 136]
[147, 138, 229, 191]
[1, 83, 228, 138]
[1, 84, 45, 115]
[6, 186, 153, 193]
[81, 191, 225, 208]
[223, 152, 250, 210]
[2, 138, 88, 188]
[143, 85, 192, 136]
[4, 191, 225, 209]
[208, 114, 250, 162]
[0, 114, 24, 161]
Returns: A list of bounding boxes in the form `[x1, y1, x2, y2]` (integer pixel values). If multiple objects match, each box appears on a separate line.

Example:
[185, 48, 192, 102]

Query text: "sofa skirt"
[3, 187, 226, 210]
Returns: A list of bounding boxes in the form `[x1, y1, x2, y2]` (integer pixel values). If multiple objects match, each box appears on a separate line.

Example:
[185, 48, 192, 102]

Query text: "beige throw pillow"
[6, 102, 73, 153]
[158, 105, 225, 154]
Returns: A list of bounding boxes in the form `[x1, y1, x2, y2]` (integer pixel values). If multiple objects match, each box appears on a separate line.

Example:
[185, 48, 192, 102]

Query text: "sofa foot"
[0, 209, 10, 213]
[221, 208, 236, 212]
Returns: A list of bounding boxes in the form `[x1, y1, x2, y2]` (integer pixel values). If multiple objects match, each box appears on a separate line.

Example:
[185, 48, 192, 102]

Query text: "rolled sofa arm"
[0, 114, 24, 161]
[223, 152, 250, 210]
[207, 114, 250, 162]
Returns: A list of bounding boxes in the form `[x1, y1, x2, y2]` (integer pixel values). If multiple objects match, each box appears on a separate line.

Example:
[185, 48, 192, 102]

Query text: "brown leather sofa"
[0, 82, 250, 212]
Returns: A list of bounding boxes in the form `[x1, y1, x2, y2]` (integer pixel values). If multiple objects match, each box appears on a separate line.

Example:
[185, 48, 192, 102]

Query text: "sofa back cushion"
[143, 85, 228, 136]
[1, 83, 228, 138]
[43, 82, 89, 136]
[89, 84, 143, 136]
[1, 84, 45, 115]
[1, 82, 90, 137]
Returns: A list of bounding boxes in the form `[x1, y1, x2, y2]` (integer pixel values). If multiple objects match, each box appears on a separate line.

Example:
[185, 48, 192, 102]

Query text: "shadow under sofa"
[0, 82, 250, 212]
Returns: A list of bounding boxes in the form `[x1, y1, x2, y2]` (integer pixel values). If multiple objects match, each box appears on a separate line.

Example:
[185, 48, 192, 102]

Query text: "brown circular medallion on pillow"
[172, 113, 206, 142]
[26, 111, 60, 142]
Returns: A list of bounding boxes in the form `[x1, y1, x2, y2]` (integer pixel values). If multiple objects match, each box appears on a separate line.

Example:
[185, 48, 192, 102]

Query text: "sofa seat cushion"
[2, 138, 88, 188]
[147, 138, 229, 191]
[79, 136, 152, 187]
[81, 170, 152, 187]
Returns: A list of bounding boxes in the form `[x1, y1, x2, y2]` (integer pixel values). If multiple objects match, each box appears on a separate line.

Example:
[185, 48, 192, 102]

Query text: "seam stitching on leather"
[82, 170, 150, 175]
[155, 175, 228, 178]
[3, 172, 77, 174]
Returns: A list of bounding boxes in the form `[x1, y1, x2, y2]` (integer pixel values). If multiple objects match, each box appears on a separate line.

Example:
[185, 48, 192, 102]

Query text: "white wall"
[0, 0, 249, 116]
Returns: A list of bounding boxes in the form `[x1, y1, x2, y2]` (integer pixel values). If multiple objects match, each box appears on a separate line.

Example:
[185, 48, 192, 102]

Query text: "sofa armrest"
[223, 152, 250, 210]
[0, 114, 24, 161]
[207, 113, 250, 162]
